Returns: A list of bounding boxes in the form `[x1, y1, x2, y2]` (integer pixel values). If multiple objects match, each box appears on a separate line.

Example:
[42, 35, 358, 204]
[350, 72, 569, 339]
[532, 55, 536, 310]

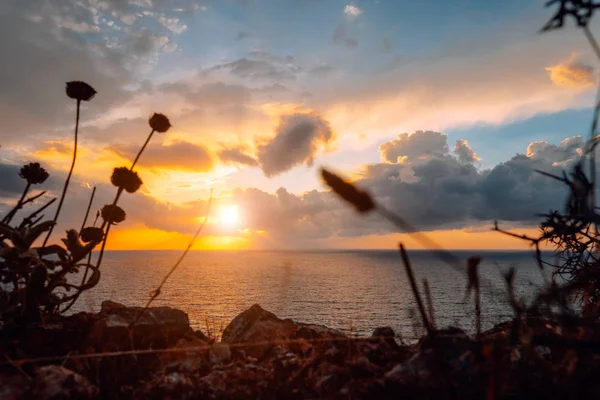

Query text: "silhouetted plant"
[0, 81, 185, 322]
[2, 163, 49, 224]
[42, 81, 96, 249]
[0, 161, 101, 323]
[494, 2, 600, 308]
[93, 113, 171, 273]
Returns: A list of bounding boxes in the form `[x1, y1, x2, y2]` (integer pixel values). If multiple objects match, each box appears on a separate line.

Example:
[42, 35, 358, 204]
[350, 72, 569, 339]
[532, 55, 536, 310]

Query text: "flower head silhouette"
[101, 204, 126, 225]
[80, 227, 104, 243]
[111, 167, 143, 193]
[66, 81, 97, 102]
[19, 162, 49, 185]
[149, 113, 171, 133]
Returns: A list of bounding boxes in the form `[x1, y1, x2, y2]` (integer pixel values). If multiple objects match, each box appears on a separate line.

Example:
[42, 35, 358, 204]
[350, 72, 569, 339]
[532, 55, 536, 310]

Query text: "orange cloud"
[545, 54, 596, 89]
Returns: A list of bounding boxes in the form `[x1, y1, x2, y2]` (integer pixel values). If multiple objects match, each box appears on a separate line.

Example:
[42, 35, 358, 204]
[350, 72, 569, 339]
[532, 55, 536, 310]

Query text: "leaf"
[34, 245, 69, 262]
[22, 220, 56, 249]
[321, 168, 375, 213]
[61, 229, 97, 264]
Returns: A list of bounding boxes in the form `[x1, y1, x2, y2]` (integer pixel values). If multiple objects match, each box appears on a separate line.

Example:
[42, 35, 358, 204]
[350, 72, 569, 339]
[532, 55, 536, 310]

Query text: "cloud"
[110, 141, 214, 172]
[257, 112, 334, 177]
[207, 55, 300, 82]
[320, 35, 594, 147]
[526, 136, 584, 165]
[344, 5, 363, 18]
[453, 139, 480, 163]
[546, 55, 595, 89]
[0, 132, 585, 248]
[233, 132, 583, 242]
[379, 131, 449, 163]
[0, 0, 203, 143]
[218, 146, 258, 167]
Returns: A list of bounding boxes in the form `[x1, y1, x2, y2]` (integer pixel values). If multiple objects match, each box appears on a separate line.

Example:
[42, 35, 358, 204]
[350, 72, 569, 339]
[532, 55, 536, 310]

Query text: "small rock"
[33, 365, 98, 400]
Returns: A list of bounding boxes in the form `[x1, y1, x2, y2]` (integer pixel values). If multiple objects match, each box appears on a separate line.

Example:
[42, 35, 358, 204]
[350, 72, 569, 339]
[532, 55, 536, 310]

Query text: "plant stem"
[422, 278, 436, 330]
[80, 186, 96, 233]
[131, 129, 154, 170]
[399, 243, 432, 336]
[475, 285, 481, 338]
[129, 190, 213, 329]
[19, 198, 56, 230]
[94, 128, 154, 270]
[60, 186, 97, 314]
[42, 99, 81, 248]
[3, 183, 31, 224]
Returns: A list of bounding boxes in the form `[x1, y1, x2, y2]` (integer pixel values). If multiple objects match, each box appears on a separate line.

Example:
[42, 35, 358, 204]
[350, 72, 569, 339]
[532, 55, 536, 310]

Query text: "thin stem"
[475, 286, 481, 338]
[19, 198, 56, 229]
[94, 222, 113, 272]
[94, 129, 154, 266]
[2, 183, 31, 224]
[399, 243, 432, 336]
[422, 278, 436, 330]
[377, 205, 463, 271]
[131, 129, 155, 171]
[129, 190, 213, 329]
[42, 99, 81, 248]
[80, 186, 96, 233]
[61, 186, 98, 314]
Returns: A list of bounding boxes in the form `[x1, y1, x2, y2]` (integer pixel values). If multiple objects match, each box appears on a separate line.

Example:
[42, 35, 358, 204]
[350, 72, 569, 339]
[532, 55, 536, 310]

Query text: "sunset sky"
[0, 0, 598, 250]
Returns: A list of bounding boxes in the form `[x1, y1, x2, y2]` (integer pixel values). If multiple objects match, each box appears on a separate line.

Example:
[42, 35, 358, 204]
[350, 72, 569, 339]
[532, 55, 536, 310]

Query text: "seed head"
[101, 204, 126, 225]
[111, 167, 143, 193]
[19, 162, 49, 185]
[321, 168, 374, 213]
[66, 81, 97, 101]
[149, 113, 171, 133]
[80, 227, 104, 243]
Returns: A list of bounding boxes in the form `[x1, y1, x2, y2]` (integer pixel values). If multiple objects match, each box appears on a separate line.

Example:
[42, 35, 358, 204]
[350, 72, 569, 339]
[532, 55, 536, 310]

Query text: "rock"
[209, 343, 232, 362]
[221, 304, 345, 358]
[33, 365, 99, 400]
[90, 300, 197, 351]
[372, 326, 395, 339]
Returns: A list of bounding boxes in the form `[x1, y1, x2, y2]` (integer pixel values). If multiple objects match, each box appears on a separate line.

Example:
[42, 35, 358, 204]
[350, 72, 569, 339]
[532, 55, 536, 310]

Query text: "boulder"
[221, 304, 345, 358]
[89, 300, 196, 351]
[33, 365, 99, 400]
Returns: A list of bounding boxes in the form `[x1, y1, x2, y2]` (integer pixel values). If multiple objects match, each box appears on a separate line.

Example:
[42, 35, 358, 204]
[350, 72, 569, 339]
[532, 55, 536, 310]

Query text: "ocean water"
[69, 250, 547, 340]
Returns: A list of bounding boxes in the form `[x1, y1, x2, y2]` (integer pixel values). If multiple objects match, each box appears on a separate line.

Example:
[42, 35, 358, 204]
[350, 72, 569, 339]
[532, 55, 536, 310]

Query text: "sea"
[69, 250, 548, 341]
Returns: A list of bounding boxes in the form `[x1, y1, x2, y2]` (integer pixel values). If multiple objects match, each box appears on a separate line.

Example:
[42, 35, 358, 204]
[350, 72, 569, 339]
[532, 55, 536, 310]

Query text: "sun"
[219, 205, 239, 226]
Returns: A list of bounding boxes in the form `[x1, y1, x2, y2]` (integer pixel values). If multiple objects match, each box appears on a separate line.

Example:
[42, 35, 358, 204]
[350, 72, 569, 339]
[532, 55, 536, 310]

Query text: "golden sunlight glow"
[219, 205, 240, 226]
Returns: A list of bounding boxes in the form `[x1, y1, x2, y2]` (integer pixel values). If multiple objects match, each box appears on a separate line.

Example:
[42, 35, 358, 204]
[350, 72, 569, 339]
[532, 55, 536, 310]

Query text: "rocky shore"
[1, 301, 600, 399]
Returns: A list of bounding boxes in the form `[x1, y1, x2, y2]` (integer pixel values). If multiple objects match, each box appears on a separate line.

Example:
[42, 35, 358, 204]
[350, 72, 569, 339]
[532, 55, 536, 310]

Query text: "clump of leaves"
[0, 162, 102, 324]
